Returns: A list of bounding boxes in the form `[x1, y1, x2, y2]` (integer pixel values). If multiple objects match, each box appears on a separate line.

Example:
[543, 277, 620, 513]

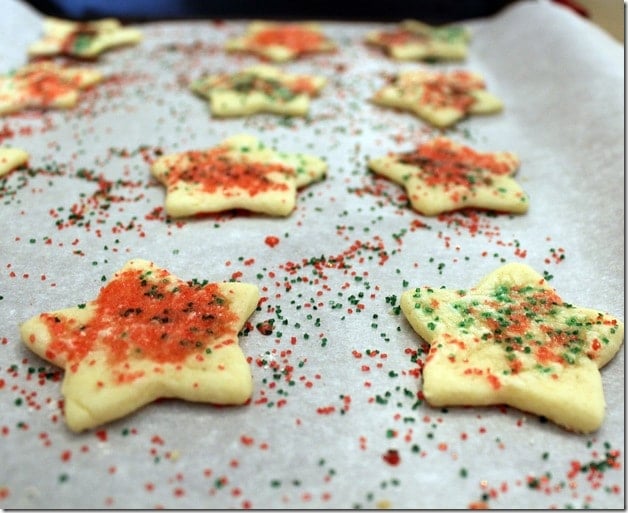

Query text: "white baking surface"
[0, 0, 624, 508]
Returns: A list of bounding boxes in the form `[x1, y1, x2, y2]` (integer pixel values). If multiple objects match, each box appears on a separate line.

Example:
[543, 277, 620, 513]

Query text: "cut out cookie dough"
[401, 262, 624, 433]
[191, 65, 327, 117]
[225, 21, 336, 62]
[0, 62, 103, 116]
[28, 17, 142, 59]
[151, 134, 327, 218]
[366, 19, 470, 61]
[372, 69, 502, 128]
[368, 137, 528, 216]
[0, 147, 29, 177]
[20, 259, 260, 432]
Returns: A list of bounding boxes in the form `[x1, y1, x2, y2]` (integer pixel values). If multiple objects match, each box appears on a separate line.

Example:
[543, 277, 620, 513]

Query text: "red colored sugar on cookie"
[369, 137, 527, 216]
[400, 263, 624, 433]
[19, 259, 260, 431]
[225, 21, 336, 62]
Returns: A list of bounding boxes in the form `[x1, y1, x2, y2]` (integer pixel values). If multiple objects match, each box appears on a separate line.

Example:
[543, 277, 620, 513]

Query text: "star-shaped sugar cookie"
[28, 17, 142, 59]
[401, 263, 624, 433]
[368, 137, 528, 216]
[151, 134, 327, 218]
[0, 62, 103, 116]
[20, 259, 260, 432]
[0, 147, 29, 177]
[365, 19, 470, 61]
[225, 21, 336, 62]
[372, 69, 502, 128]
[191, 65, 326, 117]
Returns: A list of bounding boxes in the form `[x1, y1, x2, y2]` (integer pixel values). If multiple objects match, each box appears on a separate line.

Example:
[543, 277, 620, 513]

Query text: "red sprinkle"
[382, 449, 401, 466]
[264, 235, 280, 248]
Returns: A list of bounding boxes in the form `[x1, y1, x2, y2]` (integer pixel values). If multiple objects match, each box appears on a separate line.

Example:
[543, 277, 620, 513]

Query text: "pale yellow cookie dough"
[191, 65, 326, 117]
[151, 134, 327, 218]
[0, 62, 103, 116]
[372, 69, 502, 128]
[20, 258, 260, 432]
[225, 21, 336, 62]
[28, 17, 142, 59]
[0, 147, 29, 177]
[368, 137, 528, 216]
[366, 19, 470, 61]
[401, 262, 625, 433]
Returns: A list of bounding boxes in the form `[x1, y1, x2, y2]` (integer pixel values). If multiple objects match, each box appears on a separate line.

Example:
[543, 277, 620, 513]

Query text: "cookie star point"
[0, 147, 29, 176]
[369, 137, 528, 216]
[20, 258, 260, 432]
[401, 262, 624, 433]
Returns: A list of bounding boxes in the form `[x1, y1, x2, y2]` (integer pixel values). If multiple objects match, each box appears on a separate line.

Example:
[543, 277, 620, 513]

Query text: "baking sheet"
[0, 0, 624, 508]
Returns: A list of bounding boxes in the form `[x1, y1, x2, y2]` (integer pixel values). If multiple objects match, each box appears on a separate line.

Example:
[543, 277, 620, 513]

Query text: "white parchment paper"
[0, 0, 624, 508]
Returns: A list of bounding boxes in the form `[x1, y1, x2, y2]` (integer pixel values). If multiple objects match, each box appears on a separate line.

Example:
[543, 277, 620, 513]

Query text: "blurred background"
[22, 0, 522, 22]
[22, 0, 624, 41]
